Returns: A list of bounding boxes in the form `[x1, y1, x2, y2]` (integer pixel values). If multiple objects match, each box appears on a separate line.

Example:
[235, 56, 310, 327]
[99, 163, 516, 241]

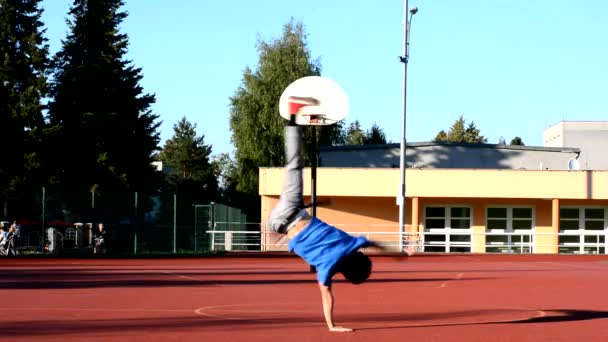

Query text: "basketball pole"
[309, 125, 318, 273]
[311, 125, 317, 218]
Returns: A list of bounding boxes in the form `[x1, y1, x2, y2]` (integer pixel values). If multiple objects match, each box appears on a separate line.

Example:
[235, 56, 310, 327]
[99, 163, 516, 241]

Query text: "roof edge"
[319, 141, 581, 154]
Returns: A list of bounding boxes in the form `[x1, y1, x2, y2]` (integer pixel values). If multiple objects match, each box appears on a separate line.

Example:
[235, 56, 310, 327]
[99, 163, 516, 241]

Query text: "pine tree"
[434, 115, 487, 143]
[0, 0, 49, 218]
[464, 121, 487, 143]
[47, 0, 161, 221]
[343, 120, 365, 145]
[157, 117, 218, 232]
[364, 123, 388, 144]
[447, 116, 466, 142]
[159, 117, 218, 201]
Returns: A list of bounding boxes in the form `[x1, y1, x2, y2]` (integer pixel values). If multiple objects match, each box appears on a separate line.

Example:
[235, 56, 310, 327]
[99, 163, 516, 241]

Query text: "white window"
[65, 227, 76, 240]
[559, 207, 607, 254]
[424, 206, 471, 253]
[486, 207, 534, 253]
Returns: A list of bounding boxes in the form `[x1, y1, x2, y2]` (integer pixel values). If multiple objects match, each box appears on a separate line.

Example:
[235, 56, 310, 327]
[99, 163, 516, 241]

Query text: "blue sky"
[40, 0, 608, 156]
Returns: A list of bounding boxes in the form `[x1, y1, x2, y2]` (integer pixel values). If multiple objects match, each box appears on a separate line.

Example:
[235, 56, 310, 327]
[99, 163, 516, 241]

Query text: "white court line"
[437, 273, 464, 288]
[6, 307, 192, 313]
[195, 303, 550, 328]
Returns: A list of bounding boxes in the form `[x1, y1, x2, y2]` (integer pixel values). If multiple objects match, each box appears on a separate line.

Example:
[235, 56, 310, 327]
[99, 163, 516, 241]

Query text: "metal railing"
[10, 222, 606, 256]
[205, 227, 608, 255]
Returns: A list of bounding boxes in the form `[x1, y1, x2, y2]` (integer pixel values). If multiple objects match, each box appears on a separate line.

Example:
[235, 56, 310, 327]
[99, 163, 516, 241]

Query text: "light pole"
[398, 2, 418, 252]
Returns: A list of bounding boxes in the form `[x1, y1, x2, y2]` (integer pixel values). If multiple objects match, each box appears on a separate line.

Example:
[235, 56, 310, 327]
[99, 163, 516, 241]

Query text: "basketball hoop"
[297, 112, 330, 125]
[279, 76, 348, 126]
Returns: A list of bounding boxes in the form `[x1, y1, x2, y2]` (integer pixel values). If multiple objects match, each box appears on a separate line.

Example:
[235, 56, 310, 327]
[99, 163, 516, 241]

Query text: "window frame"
[559, 206, 608, 255]
[423, 205, 472, 253]
[485, 205, 535, 253]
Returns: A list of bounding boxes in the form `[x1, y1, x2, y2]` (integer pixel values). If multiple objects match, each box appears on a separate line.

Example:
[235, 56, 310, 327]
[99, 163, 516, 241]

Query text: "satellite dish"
[568, 159, 580, 171]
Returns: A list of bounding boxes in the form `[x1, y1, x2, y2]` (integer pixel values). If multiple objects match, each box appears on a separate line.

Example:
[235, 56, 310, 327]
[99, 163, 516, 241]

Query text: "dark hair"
[336, 251, 372, 285]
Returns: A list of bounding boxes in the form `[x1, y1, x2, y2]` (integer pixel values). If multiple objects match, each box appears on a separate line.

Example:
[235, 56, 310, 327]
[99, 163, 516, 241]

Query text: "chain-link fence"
[0, 187, 252, 256]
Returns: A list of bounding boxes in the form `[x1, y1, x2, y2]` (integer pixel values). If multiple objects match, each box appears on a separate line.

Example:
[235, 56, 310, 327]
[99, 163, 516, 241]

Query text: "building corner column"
[550, 198, 560, 254]
[410, 197, 420, 248]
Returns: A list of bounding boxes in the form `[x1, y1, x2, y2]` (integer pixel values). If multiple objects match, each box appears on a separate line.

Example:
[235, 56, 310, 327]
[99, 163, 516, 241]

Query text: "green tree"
[0, 0, 49, 219]
[47, 0, 161, 221]
[212, 153, 235, 189]
[434, 116, 466, 142]
[159, 117, 218, 201]
[229, 19, 335, 218]
[211, 152, 241, 205]
[435, 130, 448, 142]
[364, 123, 388, 144]
[342, 120, 365, 145]
[318, 119, 345, 147]
[434, 115, 487, 143]
[510, 136, 525, 146]
[464, 121, 487, 143]
[156, 117, 217, 237]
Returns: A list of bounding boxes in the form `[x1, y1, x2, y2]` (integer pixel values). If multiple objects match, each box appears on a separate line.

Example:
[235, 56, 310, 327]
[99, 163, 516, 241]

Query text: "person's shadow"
[509, 309, 608, 324]
[354, 309, 608, 331]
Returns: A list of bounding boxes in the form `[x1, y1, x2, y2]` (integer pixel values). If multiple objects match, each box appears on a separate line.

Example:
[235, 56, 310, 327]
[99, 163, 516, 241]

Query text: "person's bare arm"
[319, 283, 352, 332]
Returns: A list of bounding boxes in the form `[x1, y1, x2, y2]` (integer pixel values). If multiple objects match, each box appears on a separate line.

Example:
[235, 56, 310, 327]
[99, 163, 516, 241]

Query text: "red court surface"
[2, 254, 608, 341]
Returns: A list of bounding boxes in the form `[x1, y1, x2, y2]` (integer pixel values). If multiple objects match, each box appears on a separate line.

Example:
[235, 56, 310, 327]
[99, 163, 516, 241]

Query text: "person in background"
[0, 225, 7, 247]
[94, 223, 107, 254]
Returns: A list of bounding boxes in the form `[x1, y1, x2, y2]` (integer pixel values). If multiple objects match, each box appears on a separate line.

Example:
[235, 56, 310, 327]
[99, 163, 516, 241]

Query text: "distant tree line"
[0, 3, 388, 224]
[434, 115, 524, 146]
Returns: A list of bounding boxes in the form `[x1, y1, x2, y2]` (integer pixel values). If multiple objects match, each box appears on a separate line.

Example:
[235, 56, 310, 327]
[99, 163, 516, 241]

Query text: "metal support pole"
[194, 205, 198, 252]
[134, 192, 138, 255]
[311, 125, 318, 217]
[399, 0, 417, 253]
[41, 186, 45, 253]
[310, 126, 319, 273]
[210, 202, 216, 251]
[173, 194, 177, 253]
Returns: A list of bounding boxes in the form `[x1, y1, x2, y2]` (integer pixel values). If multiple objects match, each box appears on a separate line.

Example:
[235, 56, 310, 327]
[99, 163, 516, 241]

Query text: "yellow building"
[259, 167, 608, 254]
[258, 122, 608, 254]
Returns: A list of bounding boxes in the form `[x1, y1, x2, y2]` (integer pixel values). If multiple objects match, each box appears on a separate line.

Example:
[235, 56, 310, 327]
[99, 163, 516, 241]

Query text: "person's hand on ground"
[329, 326, 353, 332]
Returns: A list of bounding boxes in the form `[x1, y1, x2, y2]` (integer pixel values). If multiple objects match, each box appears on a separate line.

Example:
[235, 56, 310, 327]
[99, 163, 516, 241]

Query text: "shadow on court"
[508, 309, 608, 324]
[2, 309, 606, 337]
[0, 273, 492, 289]
[354, 309, 608, 331]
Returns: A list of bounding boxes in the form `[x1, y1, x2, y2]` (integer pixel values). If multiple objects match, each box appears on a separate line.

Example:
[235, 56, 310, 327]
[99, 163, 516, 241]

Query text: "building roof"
[320, 141, 581, 154]
[318, 141, 581, 170]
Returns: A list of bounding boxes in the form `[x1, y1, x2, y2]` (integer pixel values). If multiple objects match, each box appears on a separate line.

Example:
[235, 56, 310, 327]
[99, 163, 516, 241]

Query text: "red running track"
[1, 254, 608, 341]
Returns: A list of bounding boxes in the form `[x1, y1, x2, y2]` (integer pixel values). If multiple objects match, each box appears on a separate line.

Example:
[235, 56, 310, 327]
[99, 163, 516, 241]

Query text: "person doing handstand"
[267, 97, 414, 332]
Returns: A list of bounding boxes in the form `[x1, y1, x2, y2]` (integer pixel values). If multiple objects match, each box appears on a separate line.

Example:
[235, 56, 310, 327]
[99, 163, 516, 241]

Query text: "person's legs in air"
[267, 100, 315, 234]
